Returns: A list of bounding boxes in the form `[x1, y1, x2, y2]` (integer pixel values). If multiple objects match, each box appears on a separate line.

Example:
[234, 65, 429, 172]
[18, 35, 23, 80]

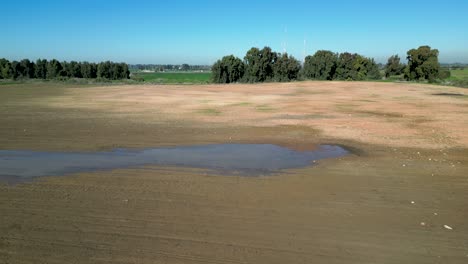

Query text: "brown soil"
[1, 81, 467, 263]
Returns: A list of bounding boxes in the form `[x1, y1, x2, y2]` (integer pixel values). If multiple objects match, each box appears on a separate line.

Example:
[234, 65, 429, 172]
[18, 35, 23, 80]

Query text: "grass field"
[445, 68, 468, 87]
[450, 68, 468, 79]
[132, 71, 212, 84]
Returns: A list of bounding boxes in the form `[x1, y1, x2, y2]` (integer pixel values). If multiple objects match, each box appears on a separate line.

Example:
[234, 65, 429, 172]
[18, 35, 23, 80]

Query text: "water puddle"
[432, 92, 465, 97]
[0, 144, 349, 184]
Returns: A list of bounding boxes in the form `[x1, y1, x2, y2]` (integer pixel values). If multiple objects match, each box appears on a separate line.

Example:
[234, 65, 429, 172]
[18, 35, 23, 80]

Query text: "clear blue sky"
[2, 0, 467, 64]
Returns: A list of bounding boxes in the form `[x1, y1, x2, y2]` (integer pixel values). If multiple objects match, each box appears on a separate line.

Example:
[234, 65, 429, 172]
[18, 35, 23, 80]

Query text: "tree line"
[212, 47, 380, 83]
[212, 45, 445, 83]
[212, 47, 303, 83]
[0, 58, 130, 80]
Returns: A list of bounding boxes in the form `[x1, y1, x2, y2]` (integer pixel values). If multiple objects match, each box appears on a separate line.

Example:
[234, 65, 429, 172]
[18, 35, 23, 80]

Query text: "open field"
[450, 68, 468, 79]
[131, 72, 212, 84]
[1, 81, 468, 263]
[446, 68, 468, 87]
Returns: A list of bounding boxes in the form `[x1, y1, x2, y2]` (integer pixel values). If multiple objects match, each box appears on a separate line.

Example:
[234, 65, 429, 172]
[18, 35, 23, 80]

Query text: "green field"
[448, 68, 468, 87]
[450, 68, 468, 79]
[132, 72, 212, 84]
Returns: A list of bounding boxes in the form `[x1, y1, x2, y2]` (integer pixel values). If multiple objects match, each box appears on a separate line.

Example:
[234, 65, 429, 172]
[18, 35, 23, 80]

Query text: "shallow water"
[0, 144, 349, 183]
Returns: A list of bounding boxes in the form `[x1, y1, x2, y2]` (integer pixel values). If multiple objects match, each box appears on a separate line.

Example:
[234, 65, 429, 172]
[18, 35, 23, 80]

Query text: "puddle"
[0, 144, 349, 184]
[432, 93, 465, 97]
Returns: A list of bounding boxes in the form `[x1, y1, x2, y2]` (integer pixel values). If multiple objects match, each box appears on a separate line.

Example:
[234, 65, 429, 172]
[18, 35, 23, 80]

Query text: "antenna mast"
[282, 26, 288, 54]
[303, 37, 307, 64]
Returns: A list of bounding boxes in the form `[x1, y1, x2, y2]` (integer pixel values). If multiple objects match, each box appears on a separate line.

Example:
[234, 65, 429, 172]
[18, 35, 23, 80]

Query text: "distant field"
[450, 68, 468, 79]
[448, 68, 468, 87]
[132, 72, 211, 84]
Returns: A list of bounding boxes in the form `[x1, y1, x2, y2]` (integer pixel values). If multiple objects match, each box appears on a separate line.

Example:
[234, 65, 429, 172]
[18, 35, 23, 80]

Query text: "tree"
[384, 55, 404, 77]
[110, 63, 129, 80]
[90, 63, 98, 78]
[212, 55, 245, 83]
[61, 61, 69, 77]
[80, 62, 91, 78]
[46, 59, 63, 79]
[10, 61, 23, 80]
[334, 52, 381, 81]
[97, 61, 112, 79]
[35, 59, 48, 79]
[0, 58, 13, 79]
[273, 53, 301, 82]
[353, 55, 369, 80]
[244, 46, 277, 82]
[120, 63, 130, 79]
[352, 55, 381, 80]
[211, 60, 223, 83]
[243, 47, 261, 82]
[67, 61, 82, 78]
[20, 59, 35, 78]
[80, 62, 99, 78]
[181, 64, 190, 71]
[404, 45, 440, 82]
[1, 58, 128, 80]
[0, 59, 5, 79]
[62, 61, 80, 78]
[303, 50, 338, 80]
[365, 57, 381, 80]
[111, 63, 121, 80]
[335, 52, 357, 80]
[258, 46, 277, 82]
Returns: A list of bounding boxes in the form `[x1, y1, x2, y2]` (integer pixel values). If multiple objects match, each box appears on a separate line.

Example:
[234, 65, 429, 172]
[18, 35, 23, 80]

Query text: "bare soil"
[1, 81, 467, 263]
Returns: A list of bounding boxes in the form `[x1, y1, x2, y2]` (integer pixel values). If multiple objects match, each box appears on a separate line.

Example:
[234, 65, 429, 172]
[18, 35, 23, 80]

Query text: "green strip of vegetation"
[196, 108, 221, 115]
[131, 72, 211, 84]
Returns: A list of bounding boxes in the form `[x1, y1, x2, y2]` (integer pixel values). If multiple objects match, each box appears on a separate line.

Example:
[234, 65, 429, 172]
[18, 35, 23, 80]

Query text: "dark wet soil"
[432, 92, 465, 97]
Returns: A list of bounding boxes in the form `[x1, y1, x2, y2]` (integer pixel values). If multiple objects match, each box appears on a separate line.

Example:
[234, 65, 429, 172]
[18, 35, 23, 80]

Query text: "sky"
[2, 0, 468, 65]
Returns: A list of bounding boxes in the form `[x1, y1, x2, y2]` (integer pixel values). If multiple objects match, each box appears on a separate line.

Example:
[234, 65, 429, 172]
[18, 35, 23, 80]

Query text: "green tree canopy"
[364, 57, 382, 80]
[11, 61, 23, 80]
[97, 61, 112, 79]
[214, 47, 383, 83]
[0, 58, 128, 80]
[303, 50, 338, 80]
[273, 53, 301, 82]
[404, 45, 440, 82]
[335, 53, 357, 80]
[67, 61, 82, 78]
[20, 59, 35, 78]
[80, 62, 93, 78]
[335, 53, 381, 81]
[212, 55, 245, 83]
[244, 47, 277, 82]
[119, 63, 130, 79]
[0, 58, 13, 79]
[384, 55, 405, 77]
[181, 64, 190, 71]
[46, 59, 63, 79]
[35, 59, 48, 79]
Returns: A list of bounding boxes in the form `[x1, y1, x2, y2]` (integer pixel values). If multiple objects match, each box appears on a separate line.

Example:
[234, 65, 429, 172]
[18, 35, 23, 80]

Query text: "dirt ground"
[1, 81, 468, 263]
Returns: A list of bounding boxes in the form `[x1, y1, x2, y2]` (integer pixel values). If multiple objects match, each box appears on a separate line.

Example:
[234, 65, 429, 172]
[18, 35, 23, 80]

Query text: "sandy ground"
[38, 81, 468, 149]
[1, 81, 468, 263]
